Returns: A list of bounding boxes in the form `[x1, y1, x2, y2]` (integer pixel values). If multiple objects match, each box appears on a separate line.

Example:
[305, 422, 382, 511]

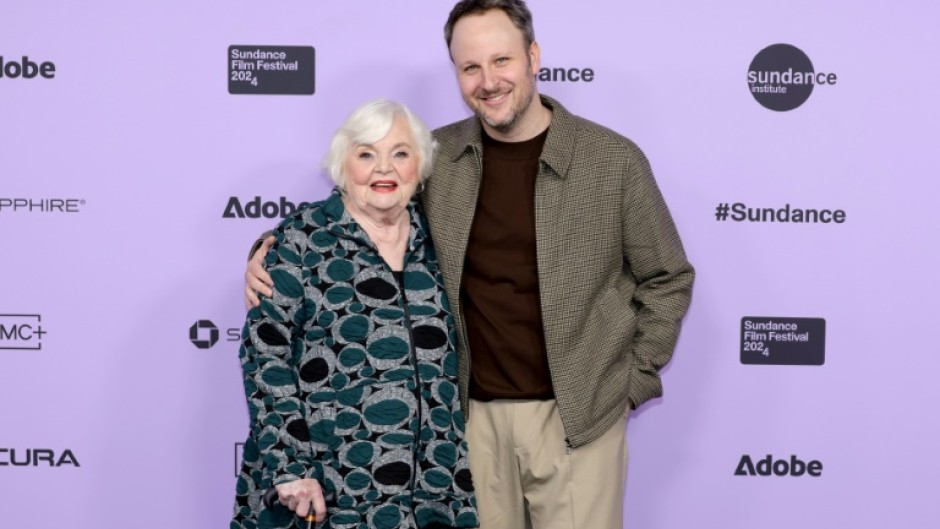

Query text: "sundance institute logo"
[747, 44, 837, 111]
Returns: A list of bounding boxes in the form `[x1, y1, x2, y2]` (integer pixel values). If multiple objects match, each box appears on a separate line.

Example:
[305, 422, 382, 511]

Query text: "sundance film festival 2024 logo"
[740, 317, 826, 366]
[228, 45, 315, 95]
[748, 44, 837, 111]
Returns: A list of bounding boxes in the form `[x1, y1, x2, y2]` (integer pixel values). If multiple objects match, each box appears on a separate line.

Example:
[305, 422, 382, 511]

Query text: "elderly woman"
[232, 100, 478, 529]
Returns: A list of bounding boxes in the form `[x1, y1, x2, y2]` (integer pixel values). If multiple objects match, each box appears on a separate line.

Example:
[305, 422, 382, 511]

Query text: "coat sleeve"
[619, 141, 695, 408]
[239, 224, 323, 487]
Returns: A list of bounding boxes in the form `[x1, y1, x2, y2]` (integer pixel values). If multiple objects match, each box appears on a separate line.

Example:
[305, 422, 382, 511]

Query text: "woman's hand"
[244, 235, 276, 307]
[274, 478, 327, 520]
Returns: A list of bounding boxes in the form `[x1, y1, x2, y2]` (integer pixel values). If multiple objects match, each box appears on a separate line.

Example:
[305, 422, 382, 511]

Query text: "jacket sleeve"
[620, 141, 695, 408]
[239, 225, 322, 487]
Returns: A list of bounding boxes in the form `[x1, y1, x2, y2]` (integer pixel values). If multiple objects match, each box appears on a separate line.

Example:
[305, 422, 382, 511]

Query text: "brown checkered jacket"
[421, 95, 694, 448]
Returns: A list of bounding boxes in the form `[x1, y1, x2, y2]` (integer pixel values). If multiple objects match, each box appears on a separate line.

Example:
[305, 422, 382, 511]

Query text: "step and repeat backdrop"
[3, 1, 939, 527]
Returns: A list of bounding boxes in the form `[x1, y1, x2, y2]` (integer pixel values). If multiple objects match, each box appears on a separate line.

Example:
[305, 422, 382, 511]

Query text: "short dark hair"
[444, 0, 536, 51]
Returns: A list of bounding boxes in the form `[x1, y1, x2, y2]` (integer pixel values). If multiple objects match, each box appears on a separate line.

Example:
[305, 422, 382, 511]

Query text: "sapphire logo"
[0, 198, 85, 213]
[0, 314, 45, 350]
[189, 320, 219, 349]
[747, 44, 837, 111]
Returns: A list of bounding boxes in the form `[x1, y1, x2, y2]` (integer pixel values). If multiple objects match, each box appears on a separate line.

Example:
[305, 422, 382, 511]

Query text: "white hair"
[323, 99, 437, 191]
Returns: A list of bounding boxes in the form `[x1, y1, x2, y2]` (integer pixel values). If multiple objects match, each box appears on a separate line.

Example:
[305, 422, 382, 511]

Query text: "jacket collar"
[449, 94, 577, 179]
[322, 188, 428, 253]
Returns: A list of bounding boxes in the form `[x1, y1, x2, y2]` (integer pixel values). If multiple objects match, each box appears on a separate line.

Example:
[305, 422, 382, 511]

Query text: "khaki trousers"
[466, 399, 628, 529]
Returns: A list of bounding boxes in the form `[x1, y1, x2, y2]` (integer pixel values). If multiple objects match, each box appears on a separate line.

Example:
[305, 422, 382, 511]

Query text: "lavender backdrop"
[2, 1, 939, 527]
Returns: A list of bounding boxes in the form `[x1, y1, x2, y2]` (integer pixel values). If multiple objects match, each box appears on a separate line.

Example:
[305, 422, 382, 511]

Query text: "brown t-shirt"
[462, 128, 554, 400]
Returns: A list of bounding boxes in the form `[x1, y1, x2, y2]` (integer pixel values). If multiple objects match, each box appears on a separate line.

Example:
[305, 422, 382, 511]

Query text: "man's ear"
[528, 41, 541, 75]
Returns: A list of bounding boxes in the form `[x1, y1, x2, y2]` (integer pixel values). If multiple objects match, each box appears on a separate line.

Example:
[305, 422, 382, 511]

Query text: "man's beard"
[474, 77, 536, 134]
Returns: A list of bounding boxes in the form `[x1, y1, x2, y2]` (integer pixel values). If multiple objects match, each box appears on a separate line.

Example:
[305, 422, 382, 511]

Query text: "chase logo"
[189, 320, 240, 349]
[189, 320, 219, 349]
[0, 314, 45, 350]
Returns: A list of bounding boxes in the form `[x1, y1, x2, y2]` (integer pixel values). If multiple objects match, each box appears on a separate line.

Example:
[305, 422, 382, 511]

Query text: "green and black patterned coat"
[232, 190, 478, 529]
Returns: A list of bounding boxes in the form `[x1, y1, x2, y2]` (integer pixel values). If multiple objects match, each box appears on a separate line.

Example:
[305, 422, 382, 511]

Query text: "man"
[247, 1, 694, 527]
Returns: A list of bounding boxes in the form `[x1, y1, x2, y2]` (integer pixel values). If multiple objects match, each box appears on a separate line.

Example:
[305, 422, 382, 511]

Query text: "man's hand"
[274, 478, 327, 520]
[245, 235, 276, 308]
